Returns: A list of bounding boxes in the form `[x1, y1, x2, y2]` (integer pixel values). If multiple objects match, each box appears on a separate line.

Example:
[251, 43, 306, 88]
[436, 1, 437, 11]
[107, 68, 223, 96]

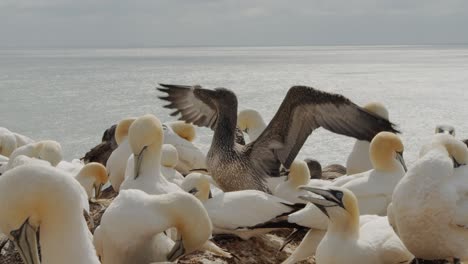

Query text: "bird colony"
[0, 84, 466, 264]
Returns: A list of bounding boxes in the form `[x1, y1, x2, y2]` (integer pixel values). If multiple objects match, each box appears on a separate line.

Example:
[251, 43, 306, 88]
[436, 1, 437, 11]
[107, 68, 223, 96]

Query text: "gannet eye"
[335, 192, 343, 200]
[162, 124, 168, 130]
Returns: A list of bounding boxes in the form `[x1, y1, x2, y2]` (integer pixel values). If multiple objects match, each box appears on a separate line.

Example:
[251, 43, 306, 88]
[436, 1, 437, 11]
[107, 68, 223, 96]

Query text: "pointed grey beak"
[396, 151, 407, 172]
[94, 183, 103, 199]
[10, 218, 40, 264]
[167, 239, 185, 262]
[133, 146, 147, 179]
[298, 186, 341, 218]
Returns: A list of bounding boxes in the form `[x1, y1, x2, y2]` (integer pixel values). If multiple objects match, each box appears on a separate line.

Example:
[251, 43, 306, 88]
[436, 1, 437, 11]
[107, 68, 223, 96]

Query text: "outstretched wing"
[157, 84, 219, 129]
[248, 86, 399, 171]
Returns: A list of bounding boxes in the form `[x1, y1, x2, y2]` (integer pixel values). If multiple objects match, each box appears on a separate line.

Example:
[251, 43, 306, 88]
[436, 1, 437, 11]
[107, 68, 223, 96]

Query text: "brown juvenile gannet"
[158, 84, 399, 192]
[82, 124, 118, 166]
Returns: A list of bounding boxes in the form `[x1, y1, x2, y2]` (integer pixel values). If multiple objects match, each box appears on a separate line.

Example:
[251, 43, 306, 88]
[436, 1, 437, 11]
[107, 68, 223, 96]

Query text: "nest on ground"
[0, 187, 313, 264]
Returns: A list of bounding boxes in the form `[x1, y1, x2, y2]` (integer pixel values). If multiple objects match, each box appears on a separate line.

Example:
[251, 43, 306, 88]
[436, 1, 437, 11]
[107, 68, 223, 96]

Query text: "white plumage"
[389, 134, 468, 261]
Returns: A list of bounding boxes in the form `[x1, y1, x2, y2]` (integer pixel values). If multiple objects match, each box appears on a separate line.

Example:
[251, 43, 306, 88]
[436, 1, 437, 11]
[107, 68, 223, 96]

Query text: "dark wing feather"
[157, 84, 219, 129]
[248, 86, 399, 170]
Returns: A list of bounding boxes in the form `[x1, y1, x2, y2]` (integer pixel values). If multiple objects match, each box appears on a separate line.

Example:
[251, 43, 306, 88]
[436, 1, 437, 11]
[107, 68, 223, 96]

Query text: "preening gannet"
[0, 164, 100, 264]
[237, 109, 267, 142]
[158, 84, 398, 192]
[0, 140, 63, 174]
[120, 114, 182, 195]
[74, 162, 108, 200]
[287, 186, 413, 264]
[390, 134, 468, 263]
[94, 189, 212, 263]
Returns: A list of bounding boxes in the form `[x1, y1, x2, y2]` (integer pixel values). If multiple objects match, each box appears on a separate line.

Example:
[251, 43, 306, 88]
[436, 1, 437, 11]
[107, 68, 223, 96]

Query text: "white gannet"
[435, 124, 456, 136]
[158, 84, 398, 192]
[161, 144, 185, 186]
[0, 127, 34, 157]
[163, 121, 207, 175]
[74, 162, 108, 200]
[181, 172, 302, 240]
[389, 134, 468, 263]
[273, 160, 311, 203]
[120, 115, 182, 194]
[285, 186, 413, 264]
[346, 102, 391, 175]
[0, 140, 63, 174]
[107, 117, 136, 192]
[94, 189, 212, 263]
[0, 164, 100, 264]
[237, 109, 267, 142]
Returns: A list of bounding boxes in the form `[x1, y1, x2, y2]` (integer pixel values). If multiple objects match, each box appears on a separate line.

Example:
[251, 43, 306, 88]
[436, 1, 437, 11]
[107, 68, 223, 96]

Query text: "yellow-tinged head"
[168, 121, 196, 142]
[180, 172, 211, 202]
[299, 186, 360, 235]
[36, 140, 63, 167]
[161, 144, 179, 168]
[115, 118, 136, 145]
[237, 109, 264, 132]
[370, 132, 406, 172]
[288, 160, 311, 187]
[363, 102, 389, 120]
[129, 115, 164, 155]
[129, 115, 164, 178]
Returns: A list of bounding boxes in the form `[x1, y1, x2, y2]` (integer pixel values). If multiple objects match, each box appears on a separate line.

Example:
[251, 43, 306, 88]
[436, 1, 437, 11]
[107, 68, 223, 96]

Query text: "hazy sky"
[1, 0, 467, 48]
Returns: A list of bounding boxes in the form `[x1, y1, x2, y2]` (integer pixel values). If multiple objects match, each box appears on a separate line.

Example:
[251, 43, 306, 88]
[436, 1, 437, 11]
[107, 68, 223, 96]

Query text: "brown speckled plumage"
[158, 84, 399, 193]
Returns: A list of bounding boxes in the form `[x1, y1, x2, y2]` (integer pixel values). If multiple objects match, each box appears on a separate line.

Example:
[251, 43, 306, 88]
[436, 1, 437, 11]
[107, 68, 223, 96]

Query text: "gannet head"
[161, 144, 179, 168]
[237, 109, 264, 133]
[115, 118, 136, 146]
[167, 121, 196, 142]
[363, 102, 389, 120]
[0, 133, 17, 157]
[0, 165, 86, 264]
[370, 132, 406, 172]
[36, 140, 63, 167]
[288, 160, 311, 187]
[435, 124, 456, 137]
[304, 158, 322, 179]
[166, 192, 212, 262]
[77, 162, 108, 199]
[129, 115, 163, 179]
[180, 172, 212, 202]
[298, 186, 359, 225]
[424, 134, 468, 168]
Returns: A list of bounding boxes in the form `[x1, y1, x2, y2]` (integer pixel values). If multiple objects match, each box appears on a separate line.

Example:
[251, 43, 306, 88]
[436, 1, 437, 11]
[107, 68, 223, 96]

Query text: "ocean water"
[1, 46, 467, 167]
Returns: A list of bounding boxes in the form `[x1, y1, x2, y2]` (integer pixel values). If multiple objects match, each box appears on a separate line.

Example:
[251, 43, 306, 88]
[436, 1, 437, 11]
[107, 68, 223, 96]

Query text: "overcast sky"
[1, 0, 467, 48]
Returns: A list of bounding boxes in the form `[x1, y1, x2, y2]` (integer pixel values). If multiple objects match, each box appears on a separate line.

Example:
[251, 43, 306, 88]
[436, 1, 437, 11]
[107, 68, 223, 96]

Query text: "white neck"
[74, 173, 95, 199]
[40, 207, 99, 264]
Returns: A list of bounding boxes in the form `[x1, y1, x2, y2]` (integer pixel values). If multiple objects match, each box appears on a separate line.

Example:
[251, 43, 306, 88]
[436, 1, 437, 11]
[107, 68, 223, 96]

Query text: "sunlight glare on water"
[1, 45, 467, 167]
